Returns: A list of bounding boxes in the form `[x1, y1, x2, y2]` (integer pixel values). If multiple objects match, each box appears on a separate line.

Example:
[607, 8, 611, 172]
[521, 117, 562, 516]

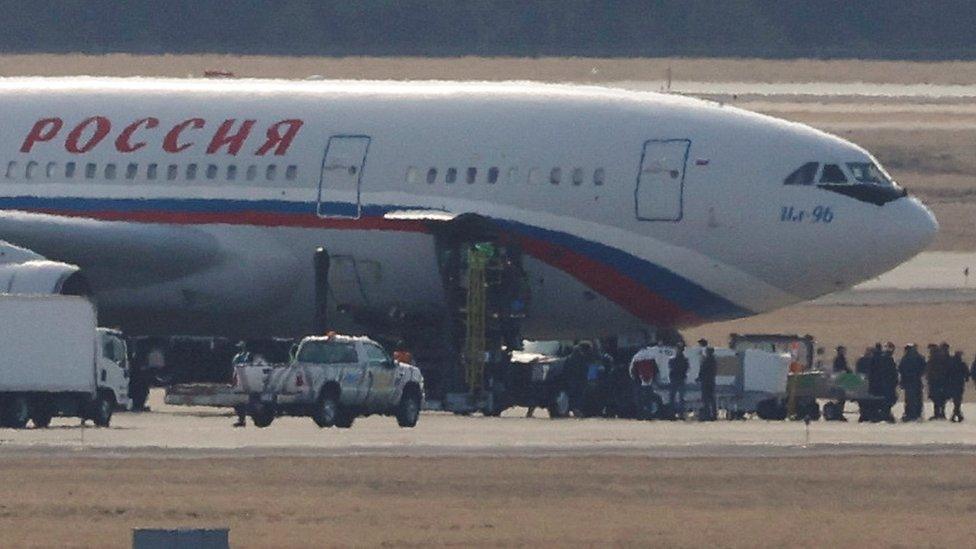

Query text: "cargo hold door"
[317, 135, 370, 219]
[635, 139, 690, 222]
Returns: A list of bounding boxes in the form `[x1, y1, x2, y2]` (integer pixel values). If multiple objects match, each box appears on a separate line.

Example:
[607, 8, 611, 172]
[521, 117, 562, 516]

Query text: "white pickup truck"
[234, 334, 425, 428]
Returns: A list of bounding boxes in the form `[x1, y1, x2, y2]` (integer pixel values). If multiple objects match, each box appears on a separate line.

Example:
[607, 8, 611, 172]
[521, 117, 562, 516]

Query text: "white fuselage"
[0, 78, 937, 339]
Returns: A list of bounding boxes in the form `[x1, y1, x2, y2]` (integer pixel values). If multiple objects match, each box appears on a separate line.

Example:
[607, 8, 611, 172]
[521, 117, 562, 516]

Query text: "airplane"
[0, 77, 937, 342]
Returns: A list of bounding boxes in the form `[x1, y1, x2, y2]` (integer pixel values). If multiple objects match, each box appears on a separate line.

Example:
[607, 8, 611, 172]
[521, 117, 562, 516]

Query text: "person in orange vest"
[393, 340, 413, 365]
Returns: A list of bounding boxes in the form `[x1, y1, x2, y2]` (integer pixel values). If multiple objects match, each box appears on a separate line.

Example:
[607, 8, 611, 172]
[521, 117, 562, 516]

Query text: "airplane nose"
[904, 196, 939, 254]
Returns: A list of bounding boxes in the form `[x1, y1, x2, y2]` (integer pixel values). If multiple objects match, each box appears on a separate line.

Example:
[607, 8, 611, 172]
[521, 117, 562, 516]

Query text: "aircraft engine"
[0, 241, 89, 295]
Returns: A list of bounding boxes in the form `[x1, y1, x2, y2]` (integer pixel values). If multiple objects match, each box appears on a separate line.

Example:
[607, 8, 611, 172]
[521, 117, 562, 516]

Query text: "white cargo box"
[643, 345, 789, 394]
[742, 349, 790, 394]
[0, 295, 97, 393]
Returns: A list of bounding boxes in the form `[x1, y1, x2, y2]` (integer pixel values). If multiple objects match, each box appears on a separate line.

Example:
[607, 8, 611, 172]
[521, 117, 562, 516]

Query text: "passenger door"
[317, 135, 370, 219]
[362, 342, 397, 411]
[636, 139, 690, 222]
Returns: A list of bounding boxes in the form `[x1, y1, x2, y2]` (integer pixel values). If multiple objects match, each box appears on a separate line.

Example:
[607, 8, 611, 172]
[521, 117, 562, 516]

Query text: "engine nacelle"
[0, 241, 89, 295]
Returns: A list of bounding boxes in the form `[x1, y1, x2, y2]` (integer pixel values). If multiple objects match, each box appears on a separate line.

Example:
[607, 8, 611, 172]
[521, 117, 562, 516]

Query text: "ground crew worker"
[696, 346, 718, 421]
[564, 342, 593, 416]
[928, 343, 949, 420]
[629, 346, 659, 419]
[855, 347, 873, 376]
[833, 346, 850, 373]
[231, 341, 251, 428]
[880, 342, 899, 422]
[946, 350, 970, 422]
[867, 342, 897, 422]
[393, 340, 414, 365]
[898, 343, 925, 422]
[668, 342, 690, 419]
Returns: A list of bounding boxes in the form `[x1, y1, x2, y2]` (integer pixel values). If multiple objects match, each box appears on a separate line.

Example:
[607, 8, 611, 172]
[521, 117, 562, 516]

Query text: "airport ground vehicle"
[0, 295, 131, 428]
[729, 334, 884, 421]
[234, 334, 425, 428]
[632, 345, 791, 419]
[500, 340, 789, 420]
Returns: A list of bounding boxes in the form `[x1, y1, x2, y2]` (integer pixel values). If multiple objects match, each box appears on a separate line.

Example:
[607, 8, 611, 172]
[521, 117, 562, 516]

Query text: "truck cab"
[97, 328, 132, 411]
[234, 333, 425, 429]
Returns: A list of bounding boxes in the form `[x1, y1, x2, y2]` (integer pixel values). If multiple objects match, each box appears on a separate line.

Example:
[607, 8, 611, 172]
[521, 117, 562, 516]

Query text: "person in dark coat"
[867, 342, 897, 422]
[231, 341, 252, 427]
[564, 342, 593, 416]
[855, 347, 873, 376]
[927, 343, 949, 420]
[898, 343, 926, 422]
[833, 346, 850, 374]
[946, 350, 970, 422]
[668, 342, 689, 419]
[696, 345, 718, 421]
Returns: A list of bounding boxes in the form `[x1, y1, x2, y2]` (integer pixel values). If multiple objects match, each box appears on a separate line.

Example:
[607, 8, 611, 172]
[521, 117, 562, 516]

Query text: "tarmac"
[1, 390, 975, 459]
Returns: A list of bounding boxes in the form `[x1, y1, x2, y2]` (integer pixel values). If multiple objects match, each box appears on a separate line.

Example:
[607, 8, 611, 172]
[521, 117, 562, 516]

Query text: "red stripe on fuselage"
[25, 207, 699, 327]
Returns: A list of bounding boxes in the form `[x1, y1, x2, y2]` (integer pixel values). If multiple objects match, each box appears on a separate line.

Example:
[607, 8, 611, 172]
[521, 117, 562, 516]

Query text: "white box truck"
[0, 295, 130, 428]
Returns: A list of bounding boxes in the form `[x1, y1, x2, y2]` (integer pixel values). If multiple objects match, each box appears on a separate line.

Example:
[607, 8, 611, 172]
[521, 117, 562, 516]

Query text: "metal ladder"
[464, 246, 489, 393]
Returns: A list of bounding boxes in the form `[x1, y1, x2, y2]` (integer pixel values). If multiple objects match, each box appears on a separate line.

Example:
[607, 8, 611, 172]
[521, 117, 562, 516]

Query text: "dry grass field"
[2, 455, 974, 548]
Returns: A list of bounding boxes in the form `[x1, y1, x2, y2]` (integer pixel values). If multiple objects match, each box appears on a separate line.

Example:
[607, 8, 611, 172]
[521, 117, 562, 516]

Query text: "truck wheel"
[547, 389, 571, 419]
[30, 402, 54, 429]
[92, 394, 114, 427]
[312, 392, 339, 428]
[334, 407, 355, 428]
[396, 391, 421, 428]
[250, 405, 275, 428]
[1, 396, 29, 429]
[756, 398, 787, 421]
[823, 402, 844, 421]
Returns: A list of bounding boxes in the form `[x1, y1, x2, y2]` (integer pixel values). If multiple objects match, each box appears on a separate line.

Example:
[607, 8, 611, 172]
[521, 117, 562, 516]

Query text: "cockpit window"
[784, 162, 818, 185]
[846, 162, 892, 186]
[819, 164, 848, 184]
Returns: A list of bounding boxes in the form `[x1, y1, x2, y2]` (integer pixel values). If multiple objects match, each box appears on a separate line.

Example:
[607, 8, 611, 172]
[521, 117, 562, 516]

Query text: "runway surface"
[2, 390, 975, 459]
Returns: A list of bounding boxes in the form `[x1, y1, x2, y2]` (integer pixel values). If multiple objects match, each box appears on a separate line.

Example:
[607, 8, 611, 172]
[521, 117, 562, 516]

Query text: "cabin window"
[206, 164, 218, 180]
[25, 161, 37, 179]
[506, 167, 519, 184]
[285, 165, 298, 181]
[784, 162, 818, 186]
[406, 166, 420, 184]
[488, 167, 499, 184]
[593, 168, 605, 186]
[820, 164, 848, 184]
[246, 165, 257, 181]
[466, 167, 477, 184]
[85, 163, 97, 179]
[125, 163, 138, 180]
[45, 162, 57, 179]
[147, 163, 158, 180]
[266, 165, 277, 180]
[426, 168, 437, 184]
[847, 162, 893, 186]
[446, 167, 457, 184]
[528, 168, 541, 184]
[65, 162, 76, 178]
[550, 167, 561, 185]
[186, 164, 197, 180]
[104, 164, 117, 180]
[572, 168, 584, 186]
[167, 164, 178, 181]
[226, 165, 237, 181]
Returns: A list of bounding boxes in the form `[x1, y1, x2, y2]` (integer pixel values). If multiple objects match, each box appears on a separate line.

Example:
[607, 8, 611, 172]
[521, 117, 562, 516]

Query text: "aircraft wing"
[0, 210, 224, 292]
